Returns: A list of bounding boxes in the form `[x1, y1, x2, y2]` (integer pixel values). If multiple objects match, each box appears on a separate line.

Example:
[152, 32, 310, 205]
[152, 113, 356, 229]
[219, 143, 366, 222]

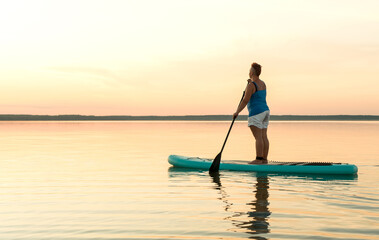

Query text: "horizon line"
[1, 114, 379, 121]
[1, 114, 379, 116]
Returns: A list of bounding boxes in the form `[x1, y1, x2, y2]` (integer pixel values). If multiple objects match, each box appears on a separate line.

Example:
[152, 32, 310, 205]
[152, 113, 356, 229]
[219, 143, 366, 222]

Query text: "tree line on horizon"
[0, 114, 378, 121]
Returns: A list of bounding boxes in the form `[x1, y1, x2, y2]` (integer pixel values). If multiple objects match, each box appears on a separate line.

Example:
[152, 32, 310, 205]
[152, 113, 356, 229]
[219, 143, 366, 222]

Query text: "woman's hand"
[233, 112, 239, 119]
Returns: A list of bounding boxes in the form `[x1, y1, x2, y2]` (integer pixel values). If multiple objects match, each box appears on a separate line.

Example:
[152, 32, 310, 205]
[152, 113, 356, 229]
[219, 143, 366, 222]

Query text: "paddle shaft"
[219, 90, 245, 153]
[209, 83, 248, 173]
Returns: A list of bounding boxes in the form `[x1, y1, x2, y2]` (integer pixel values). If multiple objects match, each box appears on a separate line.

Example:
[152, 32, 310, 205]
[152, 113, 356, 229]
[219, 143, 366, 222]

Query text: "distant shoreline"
[0, 114, 379, 121]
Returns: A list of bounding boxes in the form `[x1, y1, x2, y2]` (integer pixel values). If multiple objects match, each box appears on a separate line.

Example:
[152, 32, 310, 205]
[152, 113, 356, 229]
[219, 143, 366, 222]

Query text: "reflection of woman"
[210, 172, 271, 237]
[233, 63, 270, 164]
[243, 176, 270, 234]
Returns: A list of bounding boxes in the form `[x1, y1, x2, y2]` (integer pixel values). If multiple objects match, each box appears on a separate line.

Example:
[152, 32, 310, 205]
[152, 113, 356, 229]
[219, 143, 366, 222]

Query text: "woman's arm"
[233, 81, 255, 118]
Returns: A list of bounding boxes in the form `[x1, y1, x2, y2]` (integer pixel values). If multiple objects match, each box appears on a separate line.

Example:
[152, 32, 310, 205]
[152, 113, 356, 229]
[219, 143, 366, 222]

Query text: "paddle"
[209, 85, 247, 173]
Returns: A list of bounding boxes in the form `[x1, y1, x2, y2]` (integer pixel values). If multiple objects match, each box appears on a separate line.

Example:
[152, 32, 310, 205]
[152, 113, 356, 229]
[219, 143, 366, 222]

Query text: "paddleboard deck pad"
[168, 155, 358, 175]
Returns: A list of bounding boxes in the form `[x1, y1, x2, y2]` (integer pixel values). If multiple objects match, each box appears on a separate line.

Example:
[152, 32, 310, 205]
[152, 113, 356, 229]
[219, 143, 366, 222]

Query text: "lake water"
[0, 121, 378, 240]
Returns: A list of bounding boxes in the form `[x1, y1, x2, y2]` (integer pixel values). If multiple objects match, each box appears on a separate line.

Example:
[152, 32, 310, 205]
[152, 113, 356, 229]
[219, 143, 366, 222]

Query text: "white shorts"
[248, 110, 270, 129]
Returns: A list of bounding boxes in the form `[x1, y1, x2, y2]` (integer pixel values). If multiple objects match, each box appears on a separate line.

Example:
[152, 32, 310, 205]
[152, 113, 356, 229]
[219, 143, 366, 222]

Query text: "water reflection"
[168, 167, 358, 182]
[168, 167, 358, 239]
[210, 172, 270, 239]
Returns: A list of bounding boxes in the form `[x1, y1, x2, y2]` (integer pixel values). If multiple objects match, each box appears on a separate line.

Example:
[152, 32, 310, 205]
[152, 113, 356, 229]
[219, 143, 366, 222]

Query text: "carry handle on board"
[209, 82, 248, 173]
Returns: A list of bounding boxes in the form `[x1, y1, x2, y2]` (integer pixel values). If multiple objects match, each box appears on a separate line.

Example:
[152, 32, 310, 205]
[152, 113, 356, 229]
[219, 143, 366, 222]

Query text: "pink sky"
[1, 0, 378, 115]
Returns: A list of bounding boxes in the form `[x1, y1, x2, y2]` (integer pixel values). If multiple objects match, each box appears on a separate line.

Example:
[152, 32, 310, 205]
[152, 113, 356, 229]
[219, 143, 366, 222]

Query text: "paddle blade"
[209, 152, 222, 173]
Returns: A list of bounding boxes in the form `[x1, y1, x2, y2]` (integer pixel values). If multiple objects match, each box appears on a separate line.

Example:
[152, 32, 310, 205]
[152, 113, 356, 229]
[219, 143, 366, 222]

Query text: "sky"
[1, 0, 378, 115]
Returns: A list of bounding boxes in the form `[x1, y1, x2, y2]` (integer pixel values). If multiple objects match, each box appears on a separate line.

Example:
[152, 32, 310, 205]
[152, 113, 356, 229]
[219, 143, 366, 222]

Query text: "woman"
[233, 63, 270, 164]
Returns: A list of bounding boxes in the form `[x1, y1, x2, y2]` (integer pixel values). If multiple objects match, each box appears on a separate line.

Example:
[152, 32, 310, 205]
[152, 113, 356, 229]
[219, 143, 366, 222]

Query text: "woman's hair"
[251, 62, 262, 77]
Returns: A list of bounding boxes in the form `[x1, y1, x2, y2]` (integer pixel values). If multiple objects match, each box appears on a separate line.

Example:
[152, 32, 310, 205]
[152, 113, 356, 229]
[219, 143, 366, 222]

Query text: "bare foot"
[248, 159, 268, 165]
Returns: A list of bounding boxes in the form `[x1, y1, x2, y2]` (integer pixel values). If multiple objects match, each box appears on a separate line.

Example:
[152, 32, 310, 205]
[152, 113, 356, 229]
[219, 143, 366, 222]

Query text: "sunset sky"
[1, 0, 378, 115]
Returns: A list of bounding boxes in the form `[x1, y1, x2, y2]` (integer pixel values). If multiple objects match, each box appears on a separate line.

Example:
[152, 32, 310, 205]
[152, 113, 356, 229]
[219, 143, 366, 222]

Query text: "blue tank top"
[247, 82, 269, 116]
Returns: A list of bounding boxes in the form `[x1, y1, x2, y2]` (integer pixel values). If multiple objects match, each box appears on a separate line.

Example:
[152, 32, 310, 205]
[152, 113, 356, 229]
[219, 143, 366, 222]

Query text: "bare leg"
[249, 126, 266, 164]
[262, 128, 269, 160]
[250, 125, 263, 157]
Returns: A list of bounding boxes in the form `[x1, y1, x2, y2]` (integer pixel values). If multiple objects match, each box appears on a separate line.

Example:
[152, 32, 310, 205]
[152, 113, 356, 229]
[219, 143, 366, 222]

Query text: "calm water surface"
[0, 121, 378, 240]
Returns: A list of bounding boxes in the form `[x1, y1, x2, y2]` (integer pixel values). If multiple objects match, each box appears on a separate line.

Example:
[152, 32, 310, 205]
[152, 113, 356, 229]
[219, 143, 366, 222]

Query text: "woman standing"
[233, 63, 270, 164]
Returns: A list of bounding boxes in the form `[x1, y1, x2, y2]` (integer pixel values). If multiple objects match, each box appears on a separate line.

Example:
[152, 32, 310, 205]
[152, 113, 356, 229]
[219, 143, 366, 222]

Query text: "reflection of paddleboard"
[168, 155, 358, 175]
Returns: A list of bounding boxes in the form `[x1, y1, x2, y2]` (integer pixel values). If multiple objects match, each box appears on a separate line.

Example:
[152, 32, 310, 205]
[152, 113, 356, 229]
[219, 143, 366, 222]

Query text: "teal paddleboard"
[168, 155, 358, 175]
